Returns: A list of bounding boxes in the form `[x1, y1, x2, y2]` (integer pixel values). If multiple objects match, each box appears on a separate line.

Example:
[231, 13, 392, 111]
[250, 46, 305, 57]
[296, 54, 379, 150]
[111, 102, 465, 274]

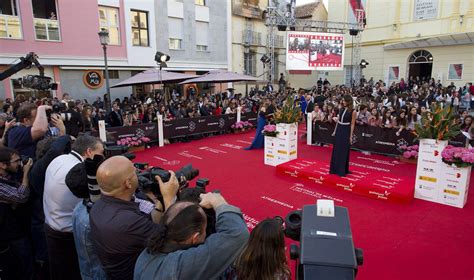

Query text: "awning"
[111, 69, 198, 88]
[384, 32, 474, 50]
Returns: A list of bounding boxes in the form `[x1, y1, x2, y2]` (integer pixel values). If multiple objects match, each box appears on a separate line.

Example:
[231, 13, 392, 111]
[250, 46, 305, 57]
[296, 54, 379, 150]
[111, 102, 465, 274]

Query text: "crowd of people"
[0, 74, 473, 280]
[0, 89, 292, 280]
[308, 77, 474, 138]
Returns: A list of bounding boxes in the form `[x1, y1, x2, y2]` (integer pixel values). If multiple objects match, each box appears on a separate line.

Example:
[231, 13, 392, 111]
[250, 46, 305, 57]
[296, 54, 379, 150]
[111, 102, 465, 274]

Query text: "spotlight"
[360, 59, 369, 69]
[349, 29, 359, 36]
[155, 51, 170, 69]
[260, 54, 271, 64]
[155, 51, 170, 63]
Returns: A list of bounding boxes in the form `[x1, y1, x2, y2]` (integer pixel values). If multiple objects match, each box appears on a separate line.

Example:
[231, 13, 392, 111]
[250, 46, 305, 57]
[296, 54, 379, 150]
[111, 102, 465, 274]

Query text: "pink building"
[0, 0, 157, 101]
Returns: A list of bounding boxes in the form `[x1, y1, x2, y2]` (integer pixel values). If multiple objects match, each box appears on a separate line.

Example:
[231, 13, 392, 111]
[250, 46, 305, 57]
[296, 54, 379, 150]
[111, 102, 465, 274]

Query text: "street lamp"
[98, 29, 112, 113]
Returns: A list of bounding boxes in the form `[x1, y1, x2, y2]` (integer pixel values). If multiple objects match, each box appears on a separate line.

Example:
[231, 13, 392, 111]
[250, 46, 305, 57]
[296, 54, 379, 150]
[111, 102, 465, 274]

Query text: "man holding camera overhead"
[6, 103, 63, 158]
[90, 156, 179, 280]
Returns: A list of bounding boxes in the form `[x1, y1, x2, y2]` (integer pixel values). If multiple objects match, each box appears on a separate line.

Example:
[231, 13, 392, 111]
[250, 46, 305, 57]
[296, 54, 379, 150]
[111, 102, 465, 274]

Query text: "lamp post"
[98, 29, 111, 113]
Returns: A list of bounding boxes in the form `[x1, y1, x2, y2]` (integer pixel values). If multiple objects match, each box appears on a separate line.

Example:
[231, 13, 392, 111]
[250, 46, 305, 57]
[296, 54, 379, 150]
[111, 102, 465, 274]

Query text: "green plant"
[414, 103, 460, 140]
[274, 95, 302, 124]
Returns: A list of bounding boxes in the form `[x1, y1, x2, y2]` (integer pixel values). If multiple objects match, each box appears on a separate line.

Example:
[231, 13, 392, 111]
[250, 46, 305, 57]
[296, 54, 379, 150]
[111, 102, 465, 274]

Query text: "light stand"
[154, 51, 170, 101]
[98, 29, 111, 113]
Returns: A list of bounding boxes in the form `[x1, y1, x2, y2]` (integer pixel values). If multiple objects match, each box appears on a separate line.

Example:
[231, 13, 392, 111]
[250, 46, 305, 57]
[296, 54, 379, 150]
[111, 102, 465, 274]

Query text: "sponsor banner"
[286, 31, 344, 71]
[439, 163, 471, 208]
[163, 112, 257, 138]
[104, 123, 159, 143]
[313, 122, 416, 156]
[313, 122, 465, 156]
[414, 139, 447, 202]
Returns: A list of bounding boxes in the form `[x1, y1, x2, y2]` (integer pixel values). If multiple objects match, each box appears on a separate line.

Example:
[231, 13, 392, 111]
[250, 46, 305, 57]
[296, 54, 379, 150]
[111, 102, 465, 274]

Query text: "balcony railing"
[0, 15, 22, 39]
[242, 30, 262, 46]
[34, 18, 60, 41]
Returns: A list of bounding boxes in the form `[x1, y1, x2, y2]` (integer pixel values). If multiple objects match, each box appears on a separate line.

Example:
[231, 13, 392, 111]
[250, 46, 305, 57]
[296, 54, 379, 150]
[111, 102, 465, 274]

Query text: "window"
[168, 17, 183, 50]
[195, 0, 205, 5]
[0, 1, 22, 39]
[99, 6, 120, 45]
[169, 38, 182, 50]
[196, 45, 208, 51]
[244, 51, 256, 77]
[196, 21, 208, 51]
[32, 0, 60, 41]
[106, 70, 120, 79]
[130, 10, 148, 46]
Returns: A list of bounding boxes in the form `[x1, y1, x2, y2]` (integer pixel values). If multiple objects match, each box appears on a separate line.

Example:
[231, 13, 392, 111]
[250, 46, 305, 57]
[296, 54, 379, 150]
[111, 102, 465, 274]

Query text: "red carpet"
[132, 129, 474, 280]
[276, 157, 415, 204]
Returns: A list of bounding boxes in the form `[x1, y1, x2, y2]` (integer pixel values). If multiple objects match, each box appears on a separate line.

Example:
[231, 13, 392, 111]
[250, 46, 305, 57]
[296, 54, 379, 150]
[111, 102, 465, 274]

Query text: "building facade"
[231, 0, 287, 93]
[327, 0, 474, 87]
[155, 0, 231, 75]
[0, 0, 160, 101]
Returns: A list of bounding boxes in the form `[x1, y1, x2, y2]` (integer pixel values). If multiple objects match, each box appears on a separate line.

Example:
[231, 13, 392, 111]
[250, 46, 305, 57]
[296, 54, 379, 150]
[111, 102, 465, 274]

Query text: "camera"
[46, 103, 68, 122]
[21, 75, 58, 91]
[282, 204, 363, 280]
[20, 155, 31, 167]
[137, 164, 199, 194]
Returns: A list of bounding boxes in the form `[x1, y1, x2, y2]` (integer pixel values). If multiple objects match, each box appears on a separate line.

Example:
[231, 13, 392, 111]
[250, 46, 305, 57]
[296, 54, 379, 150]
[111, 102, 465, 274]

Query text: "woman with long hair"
[245, 101, 267, 150]
[329, 95, 357, 177]
[82, 106, 94, 132]
[231, 218, 290, 280]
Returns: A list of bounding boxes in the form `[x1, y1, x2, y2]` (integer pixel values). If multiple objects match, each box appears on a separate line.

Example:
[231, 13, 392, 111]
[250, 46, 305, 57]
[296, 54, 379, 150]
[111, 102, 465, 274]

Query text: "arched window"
[408, 50, 433, 63]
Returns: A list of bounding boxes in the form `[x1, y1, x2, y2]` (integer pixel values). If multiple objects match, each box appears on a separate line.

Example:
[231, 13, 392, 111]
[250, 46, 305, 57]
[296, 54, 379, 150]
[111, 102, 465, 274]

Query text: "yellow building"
[327, 0, 474, 87]
[230, 0, 327, 93]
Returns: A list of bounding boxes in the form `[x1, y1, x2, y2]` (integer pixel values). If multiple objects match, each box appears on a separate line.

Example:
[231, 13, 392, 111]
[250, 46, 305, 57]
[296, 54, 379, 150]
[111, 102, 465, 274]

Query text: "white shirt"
[43, 151, 83, 232]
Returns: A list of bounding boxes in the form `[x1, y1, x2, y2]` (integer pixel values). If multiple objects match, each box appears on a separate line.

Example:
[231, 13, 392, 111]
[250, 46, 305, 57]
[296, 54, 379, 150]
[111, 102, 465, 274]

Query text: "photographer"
[134, 193, 249, 280]
[6, 103, 50, 158]
[63, 101, 84, 137]
[90, 156, 179, 280]
[0, 147, 33, 280]
[43, 135, 104, 280]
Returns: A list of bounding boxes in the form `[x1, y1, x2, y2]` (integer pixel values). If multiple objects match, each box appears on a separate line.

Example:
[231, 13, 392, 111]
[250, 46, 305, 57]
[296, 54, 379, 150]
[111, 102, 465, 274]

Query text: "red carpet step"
[276, 158, 415, 204]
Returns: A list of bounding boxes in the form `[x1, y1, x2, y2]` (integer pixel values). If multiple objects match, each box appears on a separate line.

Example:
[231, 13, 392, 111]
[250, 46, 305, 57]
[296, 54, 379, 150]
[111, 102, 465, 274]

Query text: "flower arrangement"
[274, 95, 302, 124]
[231, 121, 253, 130]
[414, 103, 460, 140]
[441, 145, 474, 168]
[400, 144, 419, 159]
[117, 136, 151, 147]
[262, 124, 279, 137]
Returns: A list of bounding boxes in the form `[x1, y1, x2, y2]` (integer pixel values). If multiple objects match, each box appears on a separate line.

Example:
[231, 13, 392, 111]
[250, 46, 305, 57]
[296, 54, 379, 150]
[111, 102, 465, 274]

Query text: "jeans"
[72, 202, 107, 280]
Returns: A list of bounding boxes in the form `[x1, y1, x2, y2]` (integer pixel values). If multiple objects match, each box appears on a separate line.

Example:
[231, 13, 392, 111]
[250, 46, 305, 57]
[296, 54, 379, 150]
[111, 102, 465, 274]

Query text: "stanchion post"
[157, 113, 164, 147]
[237, 106, 242, 123]
[307, 113, 312, 145]
[98, 120, 107, 142]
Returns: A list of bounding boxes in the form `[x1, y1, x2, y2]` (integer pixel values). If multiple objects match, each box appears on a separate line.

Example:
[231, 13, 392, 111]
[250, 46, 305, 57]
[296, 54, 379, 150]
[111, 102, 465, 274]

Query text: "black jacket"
[63, 109, 84, 137]
[109, 111, 124, 127]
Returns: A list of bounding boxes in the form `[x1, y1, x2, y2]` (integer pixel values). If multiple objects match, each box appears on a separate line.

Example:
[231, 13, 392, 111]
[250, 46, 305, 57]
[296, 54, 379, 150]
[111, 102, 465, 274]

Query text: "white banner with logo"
[415, 139, 470, 208]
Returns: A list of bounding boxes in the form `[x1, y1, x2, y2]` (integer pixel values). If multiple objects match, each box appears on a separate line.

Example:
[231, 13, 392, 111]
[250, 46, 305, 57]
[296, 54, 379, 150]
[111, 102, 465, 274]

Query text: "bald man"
[90, 156, 178, 280]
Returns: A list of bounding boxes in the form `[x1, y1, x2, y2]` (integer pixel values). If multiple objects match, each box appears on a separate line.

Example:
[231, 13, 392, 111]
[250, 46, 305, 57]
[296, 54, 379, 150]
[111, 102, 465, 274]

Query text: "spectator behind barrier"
[63, 101, 84, 137]
[0, 147, 33, 279]
[134, 193, 249, 280]
[43, 135, 104, 280]
[231, 218, 290, 280]
[90, 156, 179, 280]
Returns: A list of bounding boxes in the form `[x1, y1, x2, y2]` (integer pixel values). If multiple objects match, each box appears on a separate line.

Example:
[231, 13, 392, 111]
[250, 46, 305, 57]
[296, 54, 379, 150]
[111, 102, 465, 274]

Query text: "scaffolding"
[264, 6, 365, 85]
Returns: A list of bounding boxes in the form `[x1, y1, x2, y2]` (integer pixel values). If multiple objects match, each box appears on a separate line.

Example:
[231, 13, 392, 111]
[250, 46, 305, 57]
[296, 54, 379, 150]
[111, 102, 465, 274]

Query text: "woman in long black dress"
[329, 95, 357, 177]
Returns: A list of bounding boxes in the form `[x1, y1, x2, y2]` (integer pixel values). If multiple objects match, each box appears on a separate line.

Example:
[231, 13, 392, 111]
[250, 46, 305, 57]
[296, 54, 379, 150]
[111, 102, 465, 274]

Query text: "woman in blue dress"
[245, 103, 268, 150]
[329, 95, 357, 176]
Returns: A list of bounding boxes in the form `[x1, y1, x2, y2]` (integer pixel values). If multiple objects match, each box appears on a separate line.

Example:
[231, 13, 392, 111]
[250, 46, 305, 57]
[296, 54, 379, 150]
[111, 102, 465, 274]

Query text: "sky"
[296, 0, 329, 9]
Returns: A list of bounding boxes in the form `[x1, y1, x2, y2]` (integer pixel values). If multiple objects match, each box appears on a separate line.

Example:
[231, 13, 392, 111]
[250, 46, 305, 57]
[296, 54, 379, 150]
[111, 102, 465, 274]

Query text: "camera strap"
[70, 151, 83, 162]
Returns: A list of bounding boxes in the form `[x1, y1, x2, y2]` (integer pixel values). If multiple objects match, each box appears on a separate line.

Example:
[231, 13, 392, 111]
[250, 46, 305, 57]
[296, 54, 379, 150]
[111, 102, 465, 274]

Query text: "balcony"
[0, 15, 22, 39]
[242, 30, 262, 46]
[34, 18, 60, 41]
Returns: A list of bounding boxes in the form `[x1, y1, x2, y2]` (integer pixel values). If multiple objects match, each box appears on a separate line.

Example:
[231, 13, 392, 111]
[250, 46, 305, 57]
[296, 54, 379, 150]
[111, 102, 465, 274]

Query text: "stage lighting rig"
[155, 51, 170, 69]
